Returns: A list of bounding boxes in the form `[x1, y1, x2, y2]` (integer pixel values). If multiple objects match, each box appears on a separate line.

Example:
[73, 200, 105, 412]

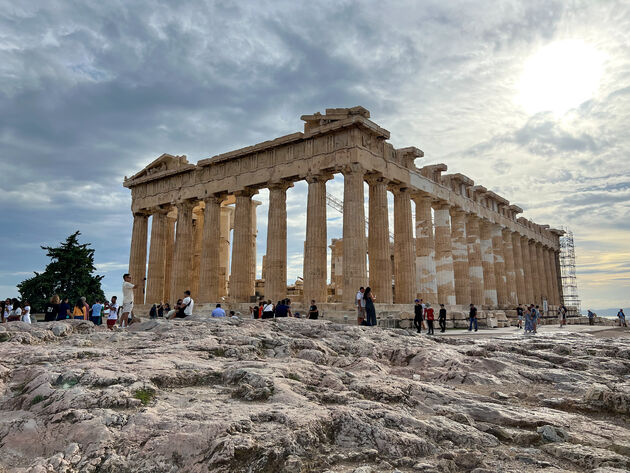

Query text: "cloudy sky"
[1, 0, 628, 311]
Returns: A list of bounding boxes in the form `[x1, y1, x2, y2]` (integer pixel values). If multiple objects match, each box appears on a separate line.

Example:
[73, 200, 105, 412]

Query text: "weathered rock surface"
[0, 318, 629, 472]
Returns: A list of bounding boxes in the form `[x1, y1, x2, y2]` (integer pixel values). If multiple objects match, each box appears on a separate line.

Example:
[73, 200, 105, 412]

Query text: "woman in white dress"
[21, 300, 31, 324]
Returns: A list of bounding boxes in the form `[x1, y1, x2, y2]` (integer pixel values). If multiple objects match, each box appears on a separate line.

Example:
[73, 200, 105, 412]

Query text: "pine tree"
[18, 231, 106, 312]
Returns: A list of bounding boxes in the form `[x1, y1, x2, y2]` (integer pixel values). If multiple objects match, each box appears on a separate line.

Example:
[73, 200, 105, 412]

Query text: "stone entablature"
[124, 107, 563, 306]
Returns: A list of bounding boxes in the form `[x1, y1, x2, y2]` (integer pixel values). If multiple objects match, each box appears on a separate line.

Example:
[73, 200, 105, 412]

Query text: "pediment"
[124, 154, 194, 187]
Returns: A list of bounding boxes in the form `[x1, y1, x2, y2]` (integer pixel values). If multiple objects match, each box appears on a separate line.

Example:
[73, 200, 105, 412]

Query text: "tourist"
[561, 305, 567, 326]
[81, 297, 90, 320]
[524, 306, 533, 333]
[167, 299, 182, 319]
[106, 296, 118, 329]
[149, 303, 158, 319]
[262, 300, 274, 319]
[257, 301, 265, 319]
[229, 310, 236, 318]
[420, 299, 427, 331]
[587, 309, 595, 326]
[8, 298, 21, 322]
[468, 303, 478, 332]
[180, 290, 194, 318]
[120, 273, 136, 328]
[618, 309, 627, 327]
[356, 287, 366, 325]
[516, 304, 524, 329]
[157, 303, 164, 318]
[1, 300, 7, 323]
[275, 299, 291, 318]
[532, 305, 540, 333]
[308, 300, 319, 320]
[424, 303, 435, 335]
[72, 298, 86, 320]
[161, 303, 170, 317]
[58, 297, 71, 320]
[438, 303, 447, 333]
[91, 299, 104, 325]
[364, 287, 376, 326]
[211, 303, 226, 317]
[21, 300, 32, 324]
[44, 295, 60, 322]
[413, 299, 423, 333]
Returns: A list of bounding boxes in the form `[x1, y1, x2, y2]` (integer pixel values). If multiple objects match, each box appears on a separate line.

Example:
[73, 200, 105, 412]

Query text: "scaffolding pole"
[559, 228, 581, 316]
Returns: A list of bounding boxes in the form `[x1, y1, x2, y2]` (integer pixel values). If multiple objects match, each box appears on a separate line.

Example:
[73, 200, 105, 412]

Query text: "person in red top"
[424, 303, 435, 335]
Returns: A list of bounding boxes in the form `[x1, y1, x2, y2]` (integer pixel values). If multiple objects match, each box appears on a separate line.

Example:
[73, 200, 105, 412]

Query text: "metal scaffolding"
[559, 228, 581, 316]
[325, 193, 395, 240]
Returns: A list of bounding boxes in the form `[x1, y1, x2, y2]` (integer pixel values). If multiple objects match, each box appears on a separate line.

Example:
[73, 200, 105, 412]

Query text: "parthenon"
[124, 106, 563, 312]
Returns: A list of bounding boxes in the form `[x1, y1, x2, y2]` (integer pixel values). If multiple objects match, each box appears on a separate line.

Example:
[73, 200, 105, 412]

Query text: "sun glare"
[517, 40, 604, 116]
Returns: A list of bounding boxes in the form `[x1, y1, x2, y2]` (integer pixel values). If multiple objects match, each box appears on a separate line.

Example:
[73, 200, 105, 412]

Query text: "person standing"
[420, 298, 427, 331]
[120, 273, 136, 328]
[468, 303, 478, 332]
[618, 309, 627, 327]
[72, 298, 86, 320]
[44, 295, 60, 322]
[106, 296, 118, 329]
[425, 303, 435, 335]
[21, 300, 32, 324]
[364, 287, 376, 326]
[413, 299, 423, 333]
[308, 300, 319, 320]
[58, 297, 71, 320]
[262, 300, 274, 319]
[561, 305, 567, 326]
[524, 306, 533, 333]
[91, 299, 104, 325]
[516, 304, 524, 329]
[587, 309, 595, 326]
[438, 304, 447, 333]
[211, 303, 226, 317]
[356, 287, 366, 325]
[81, 297, 90, 321]
[532, 305, 540, 333]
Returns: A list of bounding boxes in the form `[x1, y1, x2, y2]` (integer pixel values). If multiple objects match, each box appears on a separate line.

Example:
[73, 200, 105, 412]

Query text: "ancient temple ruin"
[123, 107, 563, 311]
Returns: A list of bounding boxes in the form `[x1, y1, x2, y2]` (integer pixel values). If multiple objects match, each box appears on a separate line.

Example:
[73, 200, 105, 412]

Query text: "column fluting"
[521, 237, 534, 304]
[433, 203, 456, 305]
[230, 190, 255, 301]
[502, 228, 517, 306]
[162, 215, 176, 303]
[342, 164, 367, 304]
[413, 195, 438, 303]
[266, 183, 292, 303]
[492, 224, 508, 306]
[466, 214, 484, 306]
[450, 209, 470, 305]
[480, 221, 498, 307]
[393, 186, 416, 304]
[198, 195, 224, 303]
[145, 209, 169, 304]
[367, 175, 392, 304]
[303, 174, 330, 304]
[129, 211, 149, 304]
[536, 243, 548, 307]
[512, 233, 526, 306]
[170, 200, 195, 303]
[529, 240, 541, 305]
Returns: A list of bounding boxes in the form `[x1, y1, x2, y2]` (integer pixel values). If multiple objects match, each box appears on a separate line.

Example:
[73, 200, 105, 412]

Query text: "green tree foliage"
[17, 232, 106, 312]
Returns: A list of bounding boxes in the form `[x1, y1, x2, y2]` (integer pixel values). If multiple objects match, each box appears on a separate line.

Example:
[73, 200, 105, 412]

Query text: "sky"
[1, 0, 628, 311]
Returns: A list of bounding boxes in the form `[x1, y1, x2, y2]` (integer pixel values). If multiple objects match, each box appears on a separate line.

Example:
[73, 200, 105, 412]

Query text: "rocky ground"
[0, 317, 629, 473]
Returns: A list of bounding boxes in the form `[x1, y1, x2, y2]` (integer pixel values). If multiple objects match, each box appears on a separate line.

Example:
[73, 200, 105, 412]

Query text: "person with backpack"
[413, 299, 424, 333]
[618, 309, 627, 327]
[468, 303, 478, 332]
[516, 304, 524, 329]
[438, 304, 447, 333]
[425, 303, 435, 335]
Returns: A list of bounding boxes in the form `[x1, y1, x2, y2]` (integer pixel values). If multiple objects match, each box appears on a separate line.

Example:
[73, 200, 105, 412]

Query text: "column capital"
[466, 213, 481, 223]
[203, 192, 227, 206]
[233, 188, 258, 198]
[341, 162, 365, 176]
[268, 180, 294, 192]
[147, 205, 171, 216]
[133, 209, 151, 218]
[364, 172, 388, 186]
[305, 172, 333, 184]
[411, 192, 433, 204]
[174, 198, 196, 210]
[432, 201, 451, 211]
[449, 207, 467, 218]
[388, 183, 411, 194]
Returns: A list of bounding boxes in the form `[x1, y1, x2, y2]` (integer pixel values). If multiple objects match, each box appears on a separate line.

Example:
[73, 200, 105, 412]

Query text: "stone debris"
[0, 318, 629, 472]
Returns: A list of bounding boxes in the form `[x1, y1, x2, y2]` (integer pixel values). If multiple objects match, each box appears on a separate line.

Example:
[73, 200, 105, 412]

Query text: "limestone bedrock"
[0, 318, 629, 473]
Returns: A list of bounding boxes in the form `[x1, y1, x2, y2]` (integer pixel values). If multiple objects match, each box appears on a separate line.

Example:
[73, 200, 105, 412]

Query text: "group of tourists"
[412, 299, 448, 334]
[1, 298, 32, 323]
[249, 298, 319, 320]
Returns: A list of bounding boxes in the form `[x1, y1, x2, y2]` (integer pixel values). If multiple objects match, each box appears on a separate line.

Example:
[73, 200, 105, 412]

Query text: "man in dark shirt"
[438, 304, 447, 332]
[468, 303, 478, 332]
[308, 300, 319, 320]
[275, 300, 290, 317]
[57, 298, 71, 320]
[414, 299, 423, 333]
[516, 305, 524, 329]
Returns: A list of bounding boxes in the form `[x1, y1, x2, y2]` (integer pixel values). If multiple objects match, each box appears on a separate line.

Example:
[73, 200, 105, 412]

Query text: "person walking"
[587, 309, 595, 326]
[468, 303, 478, 332]
[425, 303, 435, 335]
[91, 299, 104, 325]
[438, 303, 447, 333]
[516, 304, 524, 329]
[413, 299, 423, 333]
[561, 305, 567, 326]
[618, 309, 627, 327]
[120, 273, 137, 328]
[532, 305, 540, 333]
[364, 287, 376, 326]
[524, 306, 533, 333]
[356, 287, 366, 325]
[44, 295, 60, 322]
[419, 299, 427, 331]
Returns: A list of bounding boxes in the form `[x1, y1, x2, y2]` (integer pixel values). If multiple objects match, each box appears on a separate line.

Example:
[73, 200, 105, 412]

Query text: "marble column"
[342, 164, 367, 304]
[145, 209, 169, 304]
[502, 229, 517, 305]
[529, 240, 541, 305]
[303, 174, 330, 304]
[511, 233, 526, 306]
[554, 250, 564, 304]
[250, 201, 260, 296]
[230, 190, 255, 301]
[466, 214, 484, 306]
[162, 215, 176, 304]
[492, 224, 508, 307]
[521, 237, 534, 304]
[170, 200, 195, 303]
[219, 207, 233, 298]
[480, 221, 498, 307]
[367, 175, 392, 304]
[548, 248, 560, 305]
[393, 186, 416, 304]
[536, 243, 548, 306]
[198, 195, 224, 303]
[433, 203, 456, 305]
[190, 208, 204, 298]
[129, 211, 149, 304]
[450, 209, 470, 305]
[413, 194, 438, 303]
[266, 182, 292, 303]
[542, 246, 554, 306]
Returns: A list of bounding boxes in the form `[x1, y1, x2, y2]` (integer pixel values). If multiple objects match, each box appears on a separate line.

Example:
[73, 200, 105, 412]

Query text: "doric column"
[450, 208, 470, 305]
[170, 200, 195, 303]
[190, 207, 204, 298]
[413, 194, 438, 303]
[392, 185, 416, 304]
[303, 174, 330, 304]
[162, 215, 176, 303]
[129, 211, 149, 304]
[492, 224, 508, 306]
[536, 243, 548, 305]
[219, 207, 233, 298]
[342, 164, 367, 304]
[231, 189, 256, 302]
[548, 248, 560, 305]
[502, 229, 517, 305]
[367, 175, 392, 304]
[480, 221, 498, 307]
[511, 233, 526, 306]
[433, 203, 456, 305]
[542, 246, 554, 306]
[250, 201, 260, 296]
[145, 208, 169, 304]
[529, 240, 541, 304]
[554, 250, 564, 304]
[521, 236, 534, 304]
[466, 214, 484, 306]
[198, 194, 224, 303]
[266, 182, 292, 303]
